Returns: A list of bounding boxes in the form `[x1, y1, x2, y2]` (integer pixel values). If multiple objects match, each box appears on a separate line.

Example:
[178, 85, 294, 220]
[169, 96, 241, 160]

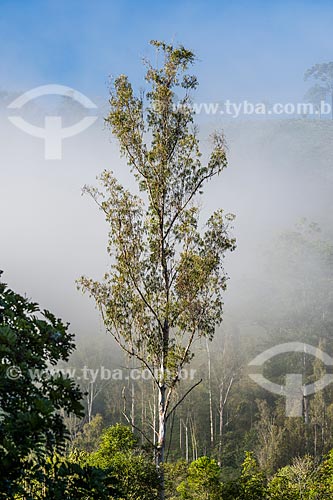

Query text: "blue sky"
[1, 0, 333, 103]
[1, 0, 333, 335]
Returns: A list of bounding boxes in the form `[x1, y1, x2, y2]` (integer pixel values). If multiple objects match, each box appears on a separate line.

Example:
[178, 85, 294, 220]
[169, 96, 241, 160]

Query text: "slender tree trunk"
[206, 339, 214, 449]
[87, 382, 93, 423]
[218, 382, 223, 466]
[141, 385, 144, 446]
[218, 377, 233, 466]
[185, 421, 189, 462]
[152, 383, 157, 449]
[131, 382, 135, 434]
[179, 417, 182, 455]
[190, 417, 198, 461]
[157, 382, 166, 500]
[157, 384, 166, 463]
[304, 396, 309, 425]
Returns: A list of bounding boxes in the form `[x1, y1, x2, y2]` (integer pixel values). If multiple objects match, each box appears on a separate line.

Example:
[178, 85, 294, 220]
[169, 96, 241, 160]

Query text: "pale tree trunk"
[179, 417, 182, 453]
[185, 420, 189, 462]
[180, 418, 189, 462]
[304, 395, 309, 425]
[218, 382, 223, 465]
[218, 377, 234, 466]
[206, 339, 214, 449]
[149, 382, 157, 449]
[190, 417, 198, 461]
[141, 382, 147, 446]
[131, 382, 135, 434]
[87, 383, 93, 423]
[157, 383, 166, 463]
[157, 381, 166, 500]
[86, 381, 104, 423]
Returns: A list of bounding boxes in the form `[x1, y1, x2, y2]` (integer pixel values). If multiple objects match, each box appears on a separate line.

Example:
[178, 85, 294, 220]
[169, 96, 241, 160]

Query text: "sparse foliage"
[78, 40, 235, 498]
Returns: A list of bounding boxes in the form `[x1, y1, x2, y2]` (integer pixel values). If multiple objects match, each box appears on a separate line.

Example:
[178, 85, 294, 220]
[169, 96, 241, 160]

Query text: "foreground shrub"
[88, 424, 159, 500]
[177, 456, 222, 500]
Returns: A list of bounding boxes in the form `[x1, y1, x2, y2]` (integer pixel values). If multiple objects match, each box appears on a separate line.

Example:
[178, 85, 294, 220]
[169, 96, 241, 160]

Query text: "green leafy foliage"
[310, 450, 333, 499]
[177, 456, 222, 500]
[238, 452, 266, 500]
[72, 413, 105, 453]
[14, 452, 114, 500]
[0, 271, 83, 497]
[164, 460, 188, 499]
[87, 424, 160, 499]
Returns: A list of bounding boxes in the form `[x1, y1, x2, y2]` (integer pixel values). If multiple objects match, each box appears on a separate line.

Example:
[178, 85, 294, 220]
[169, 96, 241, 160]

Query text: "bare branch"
[122, 412, 156, 449]
[166, 379, 203, 420]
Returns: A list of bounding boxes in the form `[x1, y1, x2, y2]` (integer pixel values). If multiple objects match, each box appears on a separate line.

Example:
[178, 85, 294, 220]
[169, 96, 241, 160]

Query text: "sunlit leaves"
[78, 41, 236, 428]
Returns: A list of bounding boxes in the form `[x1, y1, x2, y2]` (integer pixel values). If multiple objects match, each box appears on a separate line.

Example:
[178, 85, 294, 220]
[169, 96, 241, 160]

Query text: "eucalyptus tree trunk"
[131, 382, 135, 433]
[206, 338, 214, 449]
[184, 419, 189, 462]
[157, 383, 167, 500]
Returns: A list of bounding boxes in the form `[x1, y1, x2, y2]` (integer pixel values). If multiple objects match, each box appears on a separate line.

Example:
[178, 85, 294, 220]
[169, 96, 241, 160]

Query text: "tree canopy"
[0, 271, 83, 497]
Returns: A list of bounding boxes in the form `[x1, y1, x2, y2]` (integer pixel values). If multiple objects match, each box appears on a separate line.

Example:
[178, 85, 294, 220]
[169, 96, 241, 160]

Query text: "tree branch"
[166, 379, 202, 421]
[122, 411, 156, 449]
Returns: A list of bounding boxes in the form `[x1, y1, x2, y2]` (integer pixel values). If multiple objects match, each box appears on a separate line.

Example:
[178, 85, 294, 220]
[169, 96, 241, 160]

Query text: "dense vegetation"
[2, 41, 333, 498]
